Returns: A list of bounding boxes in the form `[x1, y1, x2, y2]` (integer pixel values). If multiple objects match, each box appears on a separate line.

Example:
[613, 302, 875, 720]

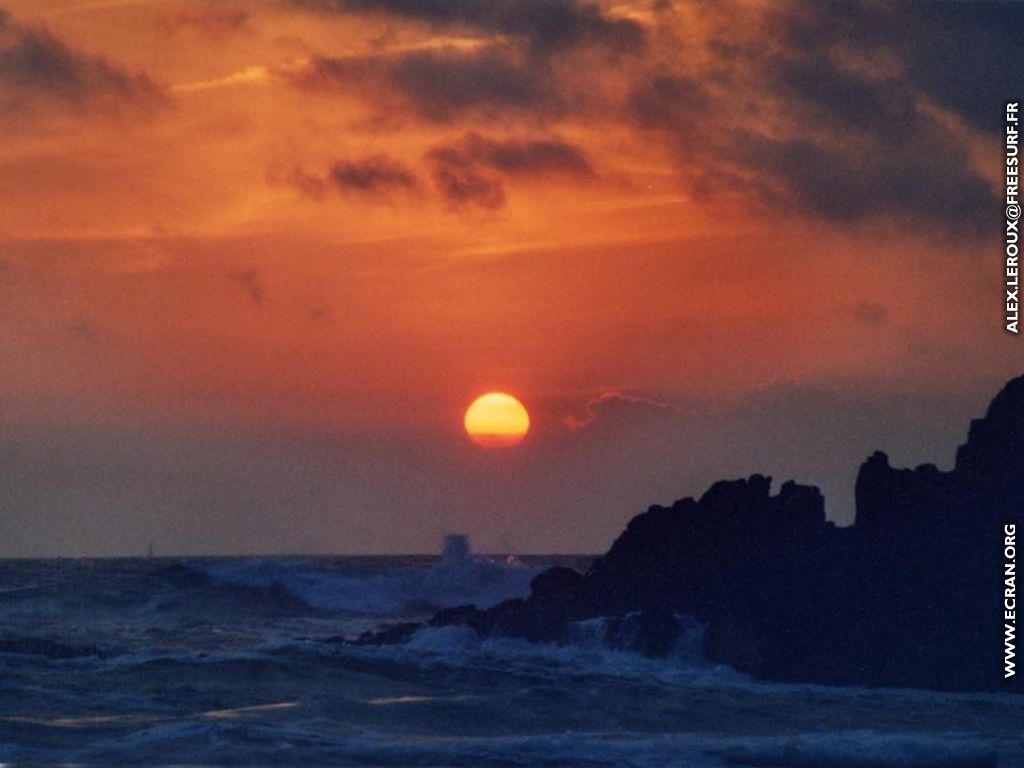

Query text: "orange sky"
[0, 0, 1019, 555]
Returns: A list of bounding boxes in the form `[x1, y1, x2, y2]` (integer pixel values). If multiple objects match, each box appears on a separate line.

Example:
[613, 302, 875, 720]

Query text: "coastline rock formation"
[409, 377, 1023, 691]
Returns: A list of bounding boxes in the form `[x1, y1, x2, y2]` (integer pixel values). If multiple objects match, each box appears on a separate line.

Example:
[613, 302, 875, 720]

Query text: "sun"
[464, 392, 530, 448]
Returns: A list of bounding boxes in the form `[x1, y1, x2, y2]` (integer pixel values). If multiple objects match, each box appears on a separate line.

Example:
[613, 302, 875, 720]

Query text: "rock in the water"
[529, 566, 584, 608]
[485, 599, 566, 644]
[416, 375, 1024, 692]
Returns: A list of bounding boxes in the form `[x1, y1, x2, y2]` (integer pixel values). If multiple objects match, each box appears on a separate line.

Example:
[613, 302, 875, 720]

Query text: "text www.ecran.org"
[1006, 523, 1017, 678]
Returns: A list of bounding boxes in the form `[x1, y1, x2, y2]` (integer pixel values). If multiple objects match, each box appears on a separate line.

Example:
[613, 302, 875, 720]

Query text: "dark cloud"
[290, 45, 562, 122]
[757, 2, 1019, 142]
[769, 55, 915, 139]
[902, 4, 1024, 134]
[628, 73, 709, 135]
[426, 132, 592, 208]
[282, 0, 1010, 237]
[624, 2, 1004, 237]
[733, 123, 993, 237]
[268, 156, 418, 201]
[429, 161, 505, 210]
[772, 1, 1024, 135]
[231, 270, 264, 307]
[291, 0, 644, 55]
[329, 155, 418, 195]
[0, 10, 164, 122]
[445, 132, 592, 176]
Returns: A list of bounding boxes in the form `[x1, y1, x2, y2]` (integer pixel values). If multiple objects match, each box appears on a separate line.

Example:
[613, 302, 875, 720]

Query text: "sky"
[0, 0, 1021, 557]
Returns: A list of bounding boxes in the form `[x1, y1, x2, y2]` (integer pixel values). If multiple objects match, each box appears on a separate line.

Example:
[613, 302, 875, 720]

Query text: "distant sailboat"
[146, 542, 155, 559]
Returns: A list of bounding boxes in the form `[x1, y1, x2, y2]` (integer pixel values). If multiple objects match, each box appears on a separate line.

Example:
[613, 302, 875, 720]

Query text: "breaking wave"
[170, 535, 538, 616]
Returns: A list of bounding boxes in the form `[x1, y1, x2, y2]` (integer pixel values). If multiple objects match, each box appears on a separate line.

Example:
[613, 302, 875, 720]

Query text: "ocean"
[1, 541, 1021, 767]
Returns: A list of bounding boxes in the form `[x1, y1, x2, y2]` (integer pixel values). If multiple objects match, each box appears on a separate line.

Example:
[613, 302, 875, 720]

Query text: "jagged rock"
[529, 566, 584, 609]
[576, 474, 830, 622]
[956, 376, 1024, 498]
[418, 375, 1024, 692]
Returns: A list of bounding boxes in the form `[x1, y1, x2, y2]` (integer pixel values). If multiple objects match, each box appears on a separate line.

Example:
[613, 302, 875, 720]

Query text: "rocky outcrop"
[401, 376, 1023, 691]
[573, 475, 833, 622]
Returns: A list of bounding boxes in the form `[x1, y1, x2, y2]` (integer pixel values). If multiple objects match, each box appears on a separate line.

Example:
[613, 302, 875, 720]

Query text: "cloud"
[622, 2, 1004, 237]
[732, 123, 992, 237]
[282, 0, 643, 127]
[289, 0, 645, 55]
[270, 136, 590, 210]
[628, 73, 709, 135]
[288, 45, 563, 123]
[0, 9, 164, 124]
[230, 270, 264, 307]
[281, 2, 1006, 238]
[771, 1, 1024, 135]
[426, 132, 592, 208]
[268, 155, 419, 201]
[329, 155, 418, 195]
[444, 131, 592, 176]
[429, 161, 504, 210]
[171, 65, 269, 94]
[564, 391, 683, 432]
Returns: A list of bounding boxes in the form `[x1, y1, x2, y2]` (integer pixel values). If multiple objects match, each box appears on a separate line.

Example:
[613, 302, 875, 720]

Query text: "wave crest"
[170, 535, 537, 616]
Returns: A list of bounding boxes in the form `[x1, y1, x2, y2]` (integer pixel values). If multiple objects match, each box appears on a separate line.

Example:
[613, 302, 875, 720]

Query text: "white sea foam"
[370, 614, 747, 689]
[184, 534, 537, 615]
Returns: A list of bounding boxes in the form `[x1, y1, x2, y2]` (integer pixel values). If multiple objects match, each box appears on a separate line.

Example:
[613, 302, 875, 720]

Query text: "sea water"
[0, 540, 1021, 766]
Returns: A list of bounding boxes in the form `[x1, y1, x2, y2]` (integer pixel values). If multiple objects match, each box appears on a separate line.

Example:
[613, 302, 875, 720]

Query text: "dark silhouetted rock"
[418, 375, 1023, 692]
[701, 618, 764, 675]
[485, 599, 566, 643]
[529, 566, 584, 608]
[957, 376, 1024, 500]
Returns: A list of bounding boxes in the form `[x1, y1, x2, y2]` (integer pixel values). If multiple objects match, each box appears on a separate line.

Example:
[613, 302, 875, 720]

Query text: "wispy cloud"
[171, 65, 270, 94]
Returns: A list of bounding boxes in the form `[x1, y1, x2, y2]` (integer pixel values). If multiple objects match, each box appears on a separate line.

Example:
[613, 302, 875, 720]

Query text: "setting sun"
[463, 393, 530, 448]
